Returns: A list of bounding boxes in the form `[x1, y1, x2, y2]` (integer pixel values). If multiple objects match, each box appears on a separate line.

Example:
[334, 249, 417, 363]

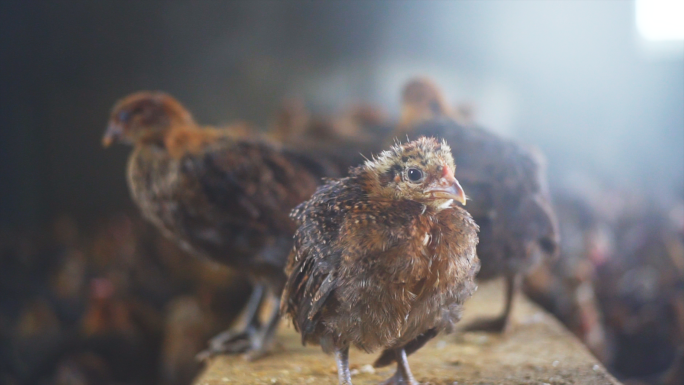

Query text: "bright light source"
[636, 0, 684, 41]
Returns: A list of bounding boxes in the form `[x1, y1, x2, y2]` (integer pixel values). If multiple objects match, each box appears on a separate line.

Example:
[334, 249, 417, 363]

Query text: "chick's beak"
[102, 122, 123, 148]
[426, 165, 467, 206]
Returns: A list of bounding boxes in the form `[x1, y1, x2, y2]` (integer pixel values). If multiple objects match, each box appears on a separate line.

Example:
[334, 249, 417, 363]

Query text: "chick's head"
[399, 77, 450, 127]
[364, 137, 466, 210]
[103, 92, 194, 147]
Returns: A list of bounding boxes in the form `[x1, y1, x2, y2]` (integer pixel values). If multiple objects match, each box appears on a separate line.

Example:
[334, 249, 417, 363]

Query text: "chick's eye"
[407, 168, 424, 183]
[118, 111, 130, 122]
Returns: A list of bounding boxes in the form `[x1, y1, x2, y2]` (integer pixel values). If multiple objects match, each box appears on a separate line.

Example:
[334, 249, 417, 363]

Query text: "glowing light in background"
[636, 0, 684, 41]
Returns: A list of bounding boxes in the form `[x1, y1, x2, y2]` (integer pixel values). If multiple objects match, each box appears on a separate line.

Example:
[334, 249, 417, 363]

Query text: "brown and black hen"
[281, 138, 479, 385]
[395, 78, 559, 333]
[102, 91, 336, 359]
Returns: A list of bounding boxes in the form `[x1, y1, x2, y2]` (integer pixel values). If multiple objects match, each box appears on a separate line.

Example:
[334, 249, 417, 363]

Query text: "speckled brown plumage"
[127, 136, 319, 272]
[103, 91, 338, 359]
[281, 138, 479, 385]
[394, 79, 559, 333]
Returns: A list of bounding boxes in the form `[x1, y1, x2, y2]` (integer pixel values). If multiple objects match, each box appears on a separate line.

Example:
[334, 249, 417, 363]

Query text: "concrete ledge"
[194, 279, 621, 385]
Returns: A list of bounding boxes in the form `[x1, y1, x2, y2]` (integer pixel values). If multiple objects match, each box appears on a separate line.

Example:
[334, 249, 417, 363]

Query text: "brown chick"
[395, 78, 559, 333]
[281, 137, 479, 385]
[103, 91, 336, 359]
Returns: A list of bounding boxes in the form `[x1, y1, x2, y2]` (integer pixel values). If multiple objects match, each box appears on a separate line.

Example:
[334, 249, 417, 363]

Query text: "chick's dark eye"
[117, 111, 130, 122]
[407, 168, 424, 182]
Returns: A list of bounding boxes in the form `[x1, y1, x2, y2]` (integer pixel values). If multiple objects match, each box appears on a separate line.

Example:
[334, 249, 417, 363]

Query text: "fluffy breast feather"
[282, 179, 479, 352]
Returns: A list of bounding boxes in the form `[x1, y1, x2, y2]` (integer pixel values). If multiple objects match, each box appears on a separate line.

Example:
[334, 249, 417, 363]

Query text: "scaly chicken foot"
[335, 346, 352, 385]
[379, 348, 420, 385]
[196, 284, 266, 361]
[242, 295, 281, 361]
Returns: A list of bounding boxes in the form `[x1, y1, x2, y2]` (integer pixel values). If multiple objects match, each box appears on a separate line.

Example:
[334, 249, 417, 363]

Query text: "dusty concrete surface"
[194, 279, 621, 385]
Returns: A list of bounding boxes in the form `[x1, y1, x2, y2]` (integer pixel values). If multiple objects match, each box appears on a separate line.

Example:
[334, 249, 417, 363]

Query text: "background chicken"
[269, 98, 393, 173]
[523, 192, 611, 360]
[595, 203, 684, 384]
[282, 138, 479, 385]
[394, 78, 559, 333]
[102, 91, 340, 359]
[0, 209, 259, 385]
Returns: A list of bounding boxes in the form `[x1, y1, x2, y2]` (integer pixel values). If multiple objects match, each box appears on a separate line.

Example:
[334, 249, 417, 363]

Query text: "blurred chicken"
[524, 193, 610, 360]
[394, 78, 559, 333]
[102, 91, 338, 359]
[596, 205, 684, 384]
[270, 98, 393, 173]
[282, 138, 479, 385]
[79, 277, 158, 384]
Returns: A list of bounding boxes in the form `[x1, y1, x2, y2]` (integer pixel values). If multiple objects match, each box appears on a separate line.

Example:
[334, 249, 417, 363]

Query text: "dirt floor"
[193, 279, 621, 385]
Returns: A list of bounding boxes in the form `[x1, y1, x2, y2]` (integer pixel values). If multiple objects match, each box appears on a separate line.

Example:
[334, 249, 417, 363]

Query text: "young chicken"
[395, 78, 559, 333]
[102, 91, 335, 359]
[281, 138, 479, 385]
[270, 99, 393, 174]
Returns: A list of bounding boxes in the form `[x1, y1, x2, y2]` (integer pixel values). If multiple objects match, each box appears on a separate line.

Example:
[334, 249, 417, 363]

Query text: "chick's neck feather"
[164, 124, 224, 159]
[135, 122, 225, 160]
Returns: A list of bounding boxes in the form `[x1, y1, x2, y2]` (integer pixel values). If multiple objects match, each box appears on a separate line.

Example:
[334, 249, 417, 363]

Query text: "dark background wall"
[1, 0, 682, 228]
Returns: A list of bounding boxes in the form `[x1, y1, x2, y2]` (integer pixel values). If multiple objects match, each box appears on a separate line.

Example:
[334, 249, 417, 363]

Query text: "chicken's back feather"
[127, 132, 333, 282]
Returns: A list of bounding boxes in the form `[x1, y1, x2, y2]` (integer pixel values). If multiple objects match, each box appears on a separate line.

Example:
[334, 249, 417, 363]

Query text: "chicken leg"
[335, 346, 352, 385]
[196, 283, 266, 360]
[463, 274, 519, 333]
[379, 348, 420, 385]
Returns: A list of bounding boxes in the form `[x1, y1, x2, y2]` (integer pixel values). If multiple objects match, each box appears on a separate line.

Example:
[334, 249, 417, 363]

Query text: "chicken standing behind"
[394, 78, 559, 333]
[269, 98, 393, 173]
[102, 92, 338, 359]
[281, 138, 479, 385]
